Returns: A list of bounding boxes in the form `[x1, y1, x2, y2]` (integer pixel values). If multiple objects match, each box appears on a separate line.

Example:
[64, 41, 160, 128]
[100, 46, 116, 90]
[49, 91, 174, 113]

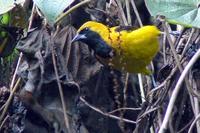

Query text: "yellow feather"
[77, 21, 160, 74]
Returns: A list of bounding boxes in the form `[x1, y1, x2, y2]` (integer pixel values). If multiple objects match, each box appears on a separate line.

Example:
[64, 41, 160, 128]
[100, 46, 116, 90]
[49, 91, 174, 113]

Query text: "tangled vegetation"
[0, 0, 200, 133]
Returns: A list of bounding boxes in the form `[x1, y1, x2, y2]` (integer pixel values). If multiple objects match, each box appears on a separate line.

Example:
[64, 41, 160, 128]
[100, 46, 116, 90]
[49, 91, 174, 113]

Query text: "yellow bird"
[72, 21, 160, 74]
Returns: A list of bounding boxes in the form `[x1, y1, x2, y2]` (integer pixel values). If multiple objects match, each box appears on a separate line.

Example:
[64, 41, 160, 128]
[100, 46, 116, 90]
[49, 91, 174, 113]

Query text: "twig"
[158, 48, 200, 133]
[109, 107, 141, 114]
[147, 80, 166, 98]
[80, 96, 136, 124]
[190, 71, 200, 133]
[130, 0, 143, 27]
[177, 118, 193, 133]
[28, 4, 36, 30]
[162, 32, 167, 64]
[0, 78, 21, 123]
[147, 64, 178, 97]
[162, 22, 182, 71]
[188, 114, 200, 133]
[0, 115, 9, 131]
[180, 28, 195, 58]
[137, 106, 160, 122]
[0, 104, 5, 112]
[115, 0, 128, 25]
[51, 26, 70, 131]
[194, 96, 200, 133]
[138, 74, 146, 102]
[10, 53, 23, 90]
[55, 0, 91, 25]
[125, 0, 131, 25]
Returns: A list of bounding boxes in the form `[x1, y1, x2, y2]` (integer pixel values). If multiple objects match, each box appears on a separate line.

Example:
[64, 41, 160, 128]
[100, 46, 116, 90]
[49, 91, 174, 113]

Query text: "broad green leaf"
[145, 0, 200, 28]
[0, 0, 25, 15]
[33, 0, 75, 23]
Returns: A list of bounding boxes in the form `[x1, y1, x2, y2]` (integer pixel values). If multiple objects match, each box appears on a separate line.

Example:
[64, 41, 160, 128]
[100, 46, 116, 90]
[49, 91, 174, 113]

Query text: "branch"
[188, 114, 200, 133]
[80, 96, 137, 124]
[55, 0, 91, 25]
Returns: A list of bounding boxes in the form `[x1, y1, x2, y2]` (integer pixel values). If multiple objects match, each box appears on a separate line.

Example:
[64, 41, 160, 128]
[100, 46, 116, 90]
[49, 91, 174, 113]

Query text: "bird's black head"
[71, 27, 114, 58]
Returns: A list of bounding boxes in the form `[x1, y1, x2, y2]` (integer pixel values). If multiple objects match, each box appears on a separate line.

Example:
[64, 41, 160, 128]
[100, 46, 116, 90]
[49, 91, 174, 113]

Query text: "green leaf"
[0, 0, 25, 15]
[145, 0, 200, 28]
[0, 13, 10, 25]
[33, 0, 75, 24]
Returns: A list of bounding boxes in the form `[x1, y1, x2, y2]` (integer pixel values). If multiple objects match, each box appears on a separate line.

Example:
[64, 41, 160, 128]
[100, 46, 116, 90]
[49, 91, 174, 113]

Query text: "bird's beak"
[71, 34, 87, 43]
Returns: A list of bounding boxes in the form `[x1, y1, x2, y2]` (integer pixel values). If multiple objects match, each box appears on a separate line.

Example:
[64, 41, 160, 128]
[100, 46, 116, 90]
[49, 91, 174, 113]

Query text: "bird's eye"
[79, 27, 89, 34]
[84, 27, 89, 31]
